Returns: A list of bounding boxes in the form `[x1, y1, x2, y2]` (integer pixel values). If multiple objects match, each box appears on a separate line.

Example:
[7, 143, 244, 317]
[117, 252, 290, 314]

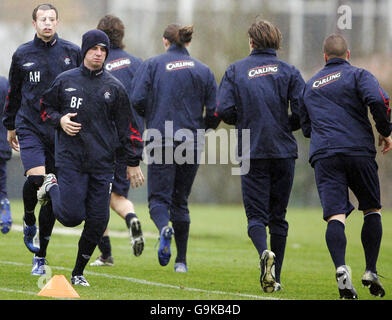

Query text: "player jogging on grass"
[89, 14, 145, 267]
[216, 19, 304, 293]
[2, 3, 81, 275]
[131, 23, 220, 272]
[300, 34, 391, 299]
[0, 76, 12, 234]
[37, 29, 144, 286]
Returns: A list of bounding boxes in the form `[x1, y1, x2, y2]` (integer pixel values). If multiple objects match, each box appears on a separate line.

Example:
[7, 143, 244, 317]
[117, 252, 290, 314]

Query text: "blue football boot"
[0, 198, 12, 234]
[158, 226, 174, 266]
[23, 223, 40, 254]
[31, 256, 47, 276]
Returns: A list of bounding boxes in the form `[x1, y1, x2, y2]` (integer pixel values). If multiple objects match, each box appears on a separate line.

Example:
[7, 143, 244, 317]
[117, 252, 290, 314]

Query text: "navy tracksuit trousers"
[48, 166, 113, 244]
[242, 158, 295, 237]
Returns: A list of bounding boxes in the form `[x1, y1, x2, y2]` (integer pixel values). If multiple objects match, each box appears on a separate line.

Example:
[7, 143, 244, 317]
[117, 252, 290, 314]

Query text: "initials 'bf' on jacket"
[40, 64, 143, 173]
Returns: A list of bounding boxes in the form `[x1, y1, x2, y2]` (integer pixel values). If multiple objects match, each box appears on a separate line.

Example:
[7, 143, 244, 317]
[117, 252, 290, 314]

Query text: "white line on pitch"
[0, 261, 287, 300]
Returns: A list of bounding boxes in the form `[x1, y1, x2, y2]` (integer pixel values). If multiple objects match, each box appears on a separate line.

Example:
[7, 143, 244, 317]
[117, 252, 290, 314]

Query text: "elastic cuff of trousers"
[364, 212, 382, 219]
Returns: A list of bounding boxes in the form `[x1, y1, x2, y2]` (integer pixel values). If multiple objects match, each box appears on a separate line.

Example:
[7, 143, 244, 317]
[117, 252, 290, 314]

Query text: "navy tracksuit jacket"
[131, 44, 220, 143]
[300, 58, 391, 166]
[0, 76, 11, 161]
[216, 48, 304, 160]
[130, 44, 219, 226]
[40, 63, 143, 236]
[41, 64, 143, 173]
[104, 46, 144, 135]
[2, 33, 81, 145]
[217, 48, 305, 239]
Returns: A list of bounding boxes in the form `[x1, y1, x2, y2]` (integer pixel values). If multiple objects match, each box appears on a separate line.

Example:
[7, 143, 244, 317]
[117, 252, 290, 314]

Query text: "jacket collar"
[325, 57, 350, 66]
[33, 33, 58, 48]
[250, 48, 277, 56]
[167, 44, 190, 56]
[80, 63, 105, 77]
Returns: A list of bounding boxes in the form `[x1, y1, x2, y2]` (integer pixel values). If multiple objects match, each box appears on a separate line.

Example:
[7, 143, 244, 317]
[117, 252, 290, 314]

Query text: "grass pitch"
[0, 200, 391, 301]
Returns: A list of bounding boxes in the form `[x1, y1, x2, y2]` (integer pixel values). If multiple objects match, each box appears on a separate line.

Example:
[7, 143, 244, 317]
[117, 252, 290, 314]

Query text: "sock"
[72, 236, 97, 276]
[248, 224, 268, 258]
[125, 212, 137, 229]
[150, 206, 170, 233]
[325, 219, 346, 268]
[98, 235, 112, 259]
[270, 234, 287, 283]
[23, 175, 44, 226]
[361, 212, 382, 273]
[36, 202, 56, 258]
[173, 221, 190, 264]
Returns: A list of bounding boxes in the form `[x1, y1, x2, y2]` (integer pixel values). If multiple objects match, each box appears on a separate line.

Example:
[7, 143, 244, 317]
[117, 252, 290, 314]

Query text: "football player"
[2, 3, 81, 275]
[300, 34, 391, 299]
[89, 14, 145, 267]
[38, 30, 144, 286]
[131, 23, 220, 272]
[0, 76, 12, 234]
[216, 18, 305, 293]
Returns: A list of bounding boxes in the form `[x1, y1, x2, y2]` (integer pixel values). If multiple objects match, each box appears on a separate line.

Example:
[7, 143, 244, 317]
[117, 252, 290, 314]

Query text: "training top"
[104, 46, 144, 145]
[131, 44, 220, 145]
[2, 33, 81, 145]
[216, 48, 305, 160]
[0, 76, 11, 161]
[300, 58, 391, 166]
[40, 64, 143, 173]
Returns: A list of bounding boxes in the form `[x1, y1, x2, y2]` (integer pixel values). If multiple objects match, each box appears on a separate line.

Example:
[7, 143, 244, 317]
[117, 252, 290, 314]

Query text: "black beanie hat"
[81, 29, 110, 60]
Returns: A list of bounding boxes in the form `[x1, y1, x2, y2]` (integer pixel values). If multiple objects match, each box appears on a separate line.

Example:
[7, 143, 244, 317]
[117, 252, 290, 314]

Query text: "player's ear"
[346, 49, 350, 60]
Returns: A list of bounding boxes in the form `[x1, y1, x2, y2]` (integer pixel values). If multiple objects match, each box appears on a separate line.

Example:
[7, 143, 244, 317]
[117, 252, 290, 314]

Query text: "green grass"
[0, 200, 391, 300]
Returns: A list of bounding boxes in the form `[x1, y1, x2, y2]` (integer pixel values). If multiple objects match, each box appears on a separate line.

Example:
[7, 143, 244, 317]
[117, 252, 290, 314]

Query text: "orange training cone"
[37, 275, 80, 298]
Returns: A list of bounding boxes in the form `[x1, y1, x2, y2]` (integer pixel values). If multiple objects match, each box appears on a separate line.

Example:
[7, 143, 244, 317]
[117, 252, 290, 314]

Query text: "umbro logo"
[64, 57, 71, 65]
[65, 88, 77, 92]
[23, 62, 35, 67]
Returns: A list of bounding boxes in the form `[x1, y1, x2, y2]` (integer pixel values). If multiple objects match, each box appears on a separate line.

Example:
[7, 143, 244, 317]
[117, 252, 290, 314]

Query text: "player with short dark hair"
[37, 29, 144, 286]
[89, 14, 145, 267]
[131, 23, 220, 272]
[216, 19, 305, 293]
[2, 3, 81, 275]
[300, 33, 391, 299]
[0, 76, 12, 234]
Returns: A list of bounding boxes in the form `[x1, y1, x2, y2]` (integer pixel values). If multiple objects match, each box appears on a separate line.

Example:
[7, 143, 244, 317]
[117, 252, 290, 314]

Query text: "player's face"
[84, 45, 107, 70]
[33, 9, 58, 41]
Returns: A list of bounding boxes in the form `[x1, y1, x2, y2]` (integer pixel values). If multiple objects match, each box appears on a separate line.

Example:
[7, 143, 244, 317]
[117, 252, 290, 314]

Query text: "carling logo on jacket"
[312, 71, 341, 89]
[166, 60, 195, 72]
[248, 64, 278, 79]
[105, 58, 131, 72]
